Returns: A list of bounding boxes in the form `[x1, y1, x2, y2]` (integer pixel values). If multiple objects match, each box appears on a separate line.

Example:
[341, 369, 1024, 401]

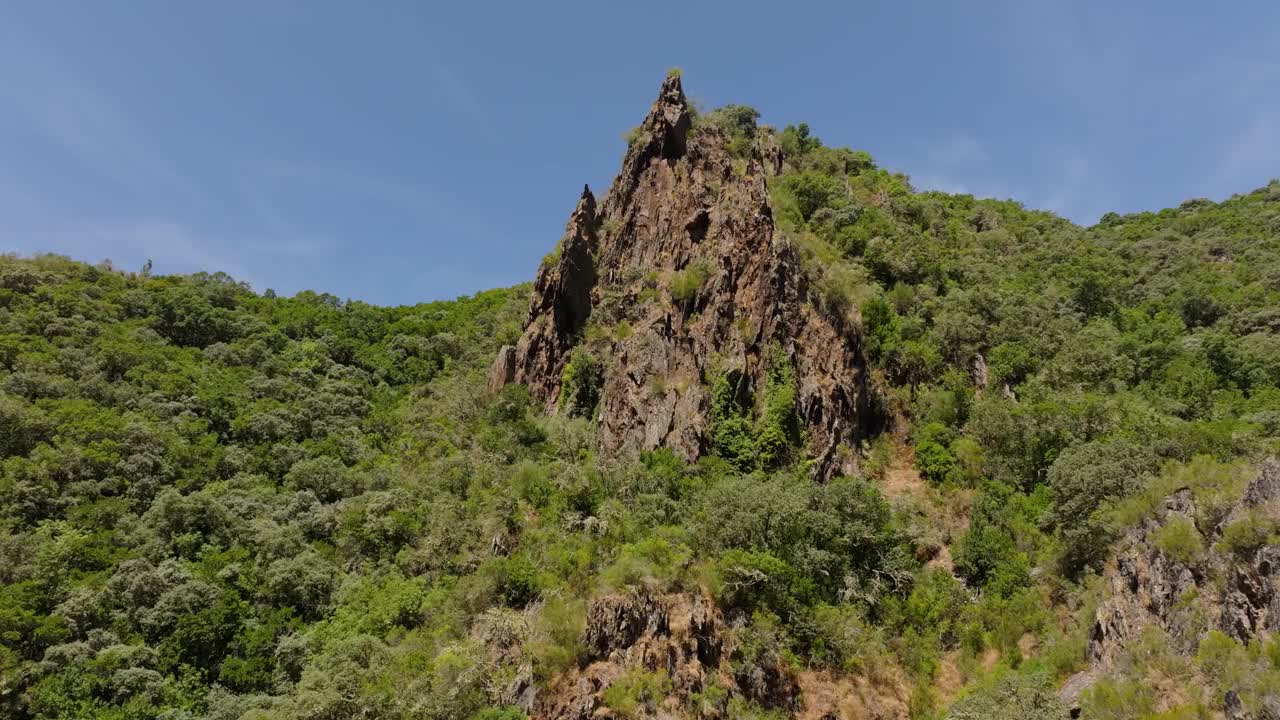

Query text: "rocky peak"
[492, 74, 880, 479]
[502, 186, 598, 400]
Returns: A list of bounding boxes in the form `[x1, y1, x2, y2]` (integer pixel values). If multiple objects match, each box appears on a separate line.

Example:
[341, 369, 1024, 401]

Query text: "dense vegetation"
[769, 122, 1280, 579]
[2, 100, 1280, 719]
[765, 121, 1280, 716]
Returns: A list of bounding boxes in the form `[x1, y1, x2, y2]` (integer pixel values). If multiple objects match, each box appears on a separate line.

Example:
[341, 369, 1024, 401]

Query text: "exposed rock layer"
[1071, 460, 1280, 717]
[1090, 461, 1280, 666]
[494, 74, 879, 479]
[528, 589, 908, 720]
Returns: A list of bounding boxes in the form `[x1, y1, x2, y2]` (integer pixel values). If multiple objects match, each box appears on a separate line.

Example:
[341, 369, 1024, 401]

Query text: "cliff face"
[494, 74, 879, 479]
[1090, 461, 1280, 666]
[524, 589, 909, 720]
[1060, 460, 1280, 717]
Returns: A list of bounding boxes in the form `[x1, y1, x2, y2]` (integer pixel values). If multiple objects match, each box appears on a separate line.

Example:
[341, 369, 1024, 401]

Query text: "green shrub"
[948, 668, 1067, 720]
[487, 553, 541, 607]
[1111, 456, 1253, 530]
[1046, 440, 1156, 576]
[1153, 515, 1203, 564]
[700, 104, 760, 158]
[1081, 677, 1156, 720]
[860, 296, 901, 364]
[779, 122, 822, 160]
[600, 532, 693, 590]
[1216, 511, 1277, 558]
[601, 668, 672, 718]
[708, 350, 801, 472]
[915, 439, 958, 485]
[670, 262, 712, 306]
[988, 342, 1037, 387]
[529, 597, 586, 680]
[709, 368, 756, 470]
[715, 549, 795, 614]
[512, 461, 553, 507]
[755, 349, 801, 470]
[809, 604, 889, 674]
[779, 171, 846, 221]
[559, 348, 603, 418]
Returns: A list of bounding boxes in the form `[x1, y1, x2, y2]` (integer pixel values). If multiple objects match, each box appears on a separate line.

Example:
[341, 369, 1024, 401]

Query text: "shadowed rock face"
[507, 187, 599, 402]
[494, 74, 880, 480]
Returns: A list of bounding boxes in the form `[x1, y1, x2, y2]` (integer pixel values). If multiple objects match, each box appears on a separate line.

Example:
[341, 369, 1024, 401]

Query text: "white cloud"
[911, 135, 1015, 200]
[248, 155, 449, 218]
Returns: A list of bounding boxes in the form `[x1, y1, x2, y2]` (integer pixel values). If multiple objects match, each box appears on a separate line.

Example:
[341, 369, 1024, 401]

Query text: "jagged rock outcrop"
[527, 588, 908, 720]
[1076, 460, 1280, 717]
[492, 73, 879, 479]
[505, 187, 599, 403]
[1090, 460, 1280, 667]
[533, 590, 725, 719]
[487, 344, 516, 393]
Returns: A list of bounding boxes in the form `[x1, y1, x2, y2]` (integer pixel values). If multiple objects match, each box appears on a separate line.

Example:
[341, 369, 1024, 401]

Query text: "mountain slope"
[1, 75, 1279, 720]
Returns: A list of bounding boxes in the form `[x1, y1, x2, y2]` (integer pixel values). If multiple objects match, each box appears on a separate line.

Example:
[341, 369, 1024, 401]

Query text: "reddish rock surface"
[493, 74, 881, 480]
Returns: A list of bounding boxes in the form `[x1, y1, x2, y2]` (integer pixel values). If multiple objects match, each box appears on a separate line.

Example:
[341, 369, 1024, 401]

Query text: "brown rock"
[509, 186, 599, 408]
[1244, 459, 1280, 508]
[583, 589, 669, 661]
[495, 73, 880, 480]
[1089, 460, 1280, 670]
[535, 589, 740, 720]
[487, 344, 516, 393]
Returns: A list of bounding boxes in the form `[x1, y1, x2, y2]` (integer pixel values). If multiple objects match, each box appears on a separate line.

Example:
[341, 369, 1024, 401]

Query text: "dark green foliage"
[0, 243, 915, 719]
[988, 341, 1036, 387]
[710, 368, 756, 469]
[860, 296, 900, 363]
[779, 123, 822, 158]
[0, 254, 528, 719]
[699, 473, 913, 615]
[913, 439, 956, 485]
[699, 104, 760, 157]
[559, 348, 602, 418]
[779, 171, 846, 221]
[953, 480, 1044, 595]
[1046, 440, 1156, 575]
[755, 350, 802, 469]
[770, 135, 1280, 552]
[708, 350, 802, 472]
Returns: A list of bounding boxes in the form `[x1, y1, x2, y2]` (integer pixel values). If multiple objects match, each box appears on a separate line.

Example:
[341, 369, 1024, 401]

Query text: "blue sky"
[2, 1, 1278, 305]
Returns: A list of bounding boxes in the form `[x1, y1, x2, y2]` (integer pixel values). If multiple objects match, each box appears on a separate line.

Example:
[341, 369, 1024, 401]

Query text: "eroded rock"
[1090, 460, 1280, 666]
[495, 74, 880, 480]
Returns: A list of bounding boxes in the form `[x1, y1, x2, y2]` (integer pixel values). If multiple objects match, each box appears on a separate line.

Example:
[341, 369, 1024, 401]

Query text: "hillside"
[2, 73, 1279, 720]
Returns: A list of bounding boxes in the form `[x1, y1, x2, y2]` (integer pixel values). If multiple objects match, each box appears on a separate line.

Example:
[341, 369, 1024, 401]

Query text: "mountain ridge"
[1, 73, 1279, 720]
